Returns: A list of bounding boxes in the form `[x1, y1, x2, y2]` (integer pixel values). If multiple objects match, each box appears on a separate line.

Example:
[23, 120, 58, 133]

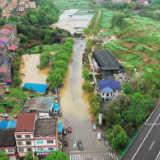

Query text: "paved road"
[122, 103, 160, 160]
[60, 39, 113, 160]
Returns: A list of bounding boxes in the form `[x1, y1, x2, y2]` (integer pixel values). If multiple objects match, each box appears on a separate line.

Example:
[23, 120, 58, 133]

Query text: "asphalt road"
[122, 103, 160, 160]
[60, 39, 114, 160]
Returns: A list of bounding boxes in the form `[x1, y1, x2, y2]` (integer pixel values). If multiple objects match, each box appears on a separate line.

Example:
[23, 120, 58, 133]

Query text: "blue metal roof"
[0, 121, 9, 129]
[23, 83, 49, 93]
[2, 60, 8, 65]
[58, 122, 63, 133]
[98, 80, 121, 90]
[53, 104, 59, 111]
[0, 41, 7, 46]
[102, 87, 113, 93]
[7, 121, 17, 128]
[7, 23, 15, 27]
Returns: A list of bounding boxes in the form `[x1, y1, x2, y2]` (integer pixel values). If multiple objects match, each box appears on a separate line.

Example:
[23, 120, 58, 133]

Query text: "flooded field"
[19, 54, 51, 86]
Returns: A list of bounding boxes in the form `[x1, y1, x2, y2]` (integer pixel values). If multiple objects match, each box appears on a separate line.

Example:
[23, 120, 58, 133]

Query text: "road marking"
[131, 113, 160, 160]
[73, 141, 76, 147]
[156, 150, 160, 160]
[149, 141, 155, 150]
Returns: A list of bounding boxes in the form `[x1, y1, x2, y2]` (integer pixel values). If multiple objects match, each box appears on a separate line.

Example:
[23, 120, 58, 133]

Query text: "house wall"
[0, 148, 16, 154]
[34, 139, 56, 147]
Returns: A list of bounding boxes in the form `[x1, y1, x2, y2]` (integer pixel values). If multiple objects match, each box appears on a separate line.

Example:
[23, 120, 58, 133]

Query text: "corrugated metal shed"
[0, 37, 9, 43]
[0, 67, 8, 73]
[7, 121, 17, 128]
[0, 41, 7, 45]
[0, 29, 10, 35]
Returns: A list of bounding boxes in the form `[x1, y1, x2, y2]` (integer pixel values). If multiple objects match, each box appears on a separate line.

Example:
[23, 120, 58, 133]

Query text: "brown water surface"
[19, 54, 51, 86]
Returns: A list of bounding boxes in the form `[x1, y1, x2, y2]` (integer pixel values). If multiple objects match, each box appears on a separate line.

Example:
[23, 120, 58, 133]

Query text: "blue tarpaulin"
[7, 121, 17, 128]
[0, 41, 7, 45]
[53, 104, 59, 111]
[58, 122, 63, 133]
[2, 60, 8, 65]
[0, 121, 9, 129]
[23, 83, 49, 93]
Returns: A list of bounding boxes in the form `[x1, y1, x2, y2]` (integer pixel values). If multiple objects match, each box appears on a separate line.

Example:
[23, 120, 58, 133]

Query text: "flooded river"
[19, 54, 51, 86]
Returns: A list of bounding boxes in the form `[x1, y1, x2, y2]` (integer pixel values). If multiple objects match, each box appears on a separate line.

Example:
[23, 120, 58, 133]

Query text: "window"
[48, 148, 54, 151]
[47, 140, 53, 144]
[17, 142, 22, 145]
[37, 148, 44, 151]
[26, 141, 32, 145]
[0, 149, 5, 153]
[8, 149, 13, 152]
[37, 140, 43, 144]
[106, 93, 109, 96]
[27, 148, 32, 152]
[25, 135, 31, 138]
[16, 135, 22, 139]
[19, 148, 24, 152]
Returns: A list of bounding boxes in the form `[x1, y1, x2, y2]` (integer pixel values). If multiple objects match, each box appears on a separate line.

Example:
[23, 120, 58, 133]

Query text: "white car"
[97, 132, 102, 140]
[92, 123, 97, 131]
[1, 113, 9, 118]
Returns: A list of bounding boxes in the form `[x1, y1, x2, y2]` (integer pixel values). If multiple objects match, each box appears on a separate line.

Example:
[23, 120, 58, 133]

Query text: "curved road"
[60, 39, 113, 160]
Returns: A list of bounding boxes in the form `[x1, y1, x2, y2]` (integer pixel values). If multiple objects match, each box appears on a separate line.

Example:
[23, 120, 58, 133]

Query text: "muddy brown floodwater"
[60, 39, 96, 122]
[19, 54, 51, 86]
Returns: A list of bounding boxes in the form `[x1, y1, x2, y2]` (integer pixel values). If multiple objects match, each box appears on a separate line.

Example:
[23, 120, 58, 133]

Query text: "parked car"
[92, 123, 97, 131]
[0, 113, 8, 118]
[97, 132, 102, 140]
[14, 115, 18, 118]
[63, 141, 68, 146]
[67, 126, 72, 133]
[63, 128, 67, 135]
[78, 140, 83, 150]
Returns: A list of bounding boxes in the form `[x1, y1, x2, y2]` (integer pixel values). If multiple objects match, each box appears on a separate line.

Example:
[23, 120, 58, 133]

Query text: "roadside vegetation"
[89, 5, 160, 155]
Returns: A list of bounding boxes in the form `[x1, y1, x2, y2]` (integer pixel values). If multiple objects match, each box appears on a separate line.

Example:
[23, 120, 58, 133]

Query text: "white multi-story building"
[15, 113, 37, 158]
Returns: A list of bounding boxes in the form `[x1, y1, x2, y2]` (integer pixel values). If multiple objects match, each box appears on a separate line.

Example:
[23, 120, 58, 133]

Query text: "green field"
[99, 8, 160, 71]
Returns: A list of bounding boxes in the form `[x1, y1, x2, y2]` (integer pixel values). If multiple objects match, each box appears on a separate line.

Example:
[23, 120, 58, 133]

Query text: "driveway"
[60, 39, 114, 160]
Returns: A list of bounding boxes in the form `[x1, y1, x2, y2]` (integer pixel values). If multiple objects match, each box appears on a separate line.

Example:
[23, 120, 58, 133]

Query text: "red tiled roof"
[15, 113, 36, 132]
[0, 37, 9, 43]
[0, 43, 5, 48]
[9, 45, 17, 51]
[2, 25, 13, 31]
[0, 67, 8, 73]
[0, 29, 10, 35]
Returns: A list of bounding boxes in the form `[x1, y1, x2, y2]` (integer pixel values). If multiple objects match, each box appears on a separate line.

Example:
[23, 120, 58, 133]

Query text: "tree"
[65, 37, 75, 45]
[122, 82, 135, 95]
[53, 68, 66, 78]
[39, 44, 43, 53]
[30, 15, 38, 25]
[82, 81, 94, 92]
[113, 124, 124, 136]
[13, 77, 22, 86]
[130, 2, 137, 10]
[43, 35, 51, 44]
[8, 15, 16, 21]
[84, 28, 90, 35]
[54, 60, 68, 71]
[45, 150, 68, 160]
[82, 69, 90, 81]
[0, 152, 8, 160]
[20, 34, 28, 43]
[55, 54, 70, 63]
[24, 152, 38, 160]
[112, 131, 129, 150]
[47, 73, 63, 87]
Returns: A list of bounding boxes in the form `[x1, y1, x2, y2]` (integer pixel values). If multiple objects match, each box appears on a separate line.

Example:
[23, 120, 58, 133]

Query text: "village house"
[136, 0, 149, 5]
[34, 119, 58, 158]
[0, 60, 11, 83]
[15, 112, 58, 159]
[0, 128, 17, 160]
[97, 80, 121, 102]
[17, 1, 30, 13]
[15, 113, 37, 158]
[21, 97, 54, 119]
[124, 0, 132, 3]
[0, 0, 8, 8]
